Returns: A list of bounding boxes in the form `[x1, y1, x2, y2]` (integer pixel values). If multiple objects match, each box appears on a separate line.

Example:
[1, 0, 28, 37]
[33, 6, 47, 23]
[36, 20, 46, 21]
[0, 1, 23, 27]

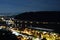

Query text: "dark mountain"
[15, 11, 60, 22]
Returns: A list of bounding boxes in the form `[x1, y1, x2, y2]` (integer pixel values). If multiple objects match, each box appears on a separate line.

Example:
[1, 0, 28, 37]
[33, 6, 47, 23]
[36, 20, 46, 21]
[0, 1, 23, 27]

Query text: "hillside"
[15, 11, 60, 22]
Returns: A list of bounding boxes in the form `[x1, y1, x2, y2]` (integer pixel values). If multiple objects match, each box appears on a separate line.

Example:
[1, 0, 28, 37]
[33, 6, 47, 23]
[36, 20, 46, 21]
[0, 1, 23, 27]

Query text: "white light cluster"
[11, 29, 20, 36]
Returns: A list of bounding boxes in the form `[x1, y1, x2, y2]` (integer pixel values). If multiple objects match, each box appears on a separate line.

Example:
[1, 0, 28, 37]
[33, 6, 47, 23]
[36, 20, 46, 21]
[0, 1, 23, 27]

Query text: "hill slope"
[15, 11, 60, 22]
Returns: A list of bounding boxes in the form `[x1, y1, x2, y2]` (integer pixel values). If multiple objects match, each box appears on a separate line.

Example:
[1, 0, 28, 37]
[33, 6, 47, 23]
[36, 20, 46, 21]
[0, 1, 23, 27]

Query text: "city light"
[0, 17, 60, 40]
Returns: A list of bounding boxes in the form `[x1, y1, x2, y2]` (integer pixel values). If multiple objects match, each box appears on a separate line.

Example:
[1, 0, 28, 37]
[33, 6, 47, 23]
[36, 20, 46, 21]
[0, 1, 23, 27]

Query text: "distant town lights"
[36, 22, 39, 24]
[42, 22, 48, 24]
[25, 21, 27, 23]
[17, 21, 19, 22]
[20, 21, 23, 23]
[30, 21, 33, 23]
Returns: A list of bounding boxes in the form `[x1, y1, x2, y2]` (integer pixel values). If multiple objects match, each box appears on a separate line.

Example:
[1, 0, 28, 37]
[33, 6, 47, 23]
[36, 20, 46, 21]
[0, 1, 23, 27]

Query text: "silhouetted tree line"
[0, 29, 18, 40]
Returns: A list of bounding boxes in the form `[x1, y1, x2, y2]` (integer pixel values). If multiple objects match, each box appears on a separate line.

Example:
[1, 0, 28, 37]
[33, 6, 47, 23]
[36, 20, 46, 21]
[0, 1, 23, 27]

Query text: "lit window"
[20, 24, 22, 26]
[2, 33, 5, 35]
[17, 24, 19, 26]
[30, 21, 33, 23]
[20, 21, 23, 23]
[25, 21, 27, 23]
[17, 21, 19, 22]
[45, 22, 48, 24]
[43, 22, 48, 24]
[36, 22, 39, 24]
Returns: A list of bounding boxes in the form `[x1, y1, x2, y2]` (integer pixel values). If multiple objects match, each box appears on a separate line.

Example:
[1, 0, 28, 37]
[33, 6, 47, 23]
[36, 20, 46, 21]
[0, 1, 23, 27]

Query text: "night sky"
[0, 0, 60, 15]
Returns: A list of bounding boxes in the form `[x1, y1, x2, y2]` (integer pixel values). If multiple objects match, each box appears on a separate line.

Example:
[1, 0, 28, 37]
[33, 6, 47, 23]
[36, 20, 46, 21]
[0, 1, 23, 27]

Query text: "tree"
[0, 29, 18, 40]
